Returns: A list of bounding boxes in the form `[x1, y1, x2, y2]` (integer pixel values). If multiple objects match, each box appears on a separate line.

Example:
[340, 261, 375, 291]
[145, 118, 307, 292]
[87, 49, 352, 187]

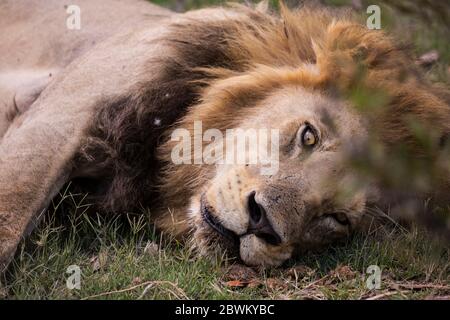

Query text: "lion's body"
[0, 0, 171, 135]
[1, 0, 449, 268]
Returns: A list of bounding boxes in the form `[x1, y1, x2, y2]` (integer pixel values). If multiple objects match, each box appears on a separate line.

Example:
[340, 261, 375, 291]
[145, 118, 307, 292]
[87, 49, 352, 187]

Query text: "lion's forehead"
[239, 86, 367, 142]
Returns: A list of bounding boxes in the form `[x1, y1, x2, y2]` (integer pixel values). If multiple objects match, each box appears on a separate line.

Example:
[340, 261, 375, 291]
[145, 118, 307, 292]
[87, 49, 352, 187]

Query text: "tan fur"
[1, 1, 449, 269]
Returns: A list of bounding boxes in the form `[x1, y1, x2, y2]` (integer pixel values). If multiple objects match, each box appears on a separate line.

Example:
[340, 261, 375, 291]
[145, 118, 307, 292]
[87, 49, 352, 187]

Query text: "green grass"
[1, 0, 449, 300]
[1, 188, 449, 299]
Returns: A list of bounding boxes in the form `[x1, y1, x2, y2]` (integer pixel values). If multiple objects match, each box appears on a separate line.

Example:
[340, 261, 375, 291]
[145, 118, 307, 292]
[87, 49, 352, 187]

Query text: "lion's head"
[187, 85, 374, 266]
[153, 4, 450, 266]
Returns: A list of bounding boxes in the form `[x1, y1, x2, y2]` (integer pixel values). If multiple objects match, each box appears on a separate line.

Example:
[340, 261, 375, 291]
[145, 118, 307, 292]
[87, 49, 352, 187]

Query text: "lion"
[0, 0, 449, 269]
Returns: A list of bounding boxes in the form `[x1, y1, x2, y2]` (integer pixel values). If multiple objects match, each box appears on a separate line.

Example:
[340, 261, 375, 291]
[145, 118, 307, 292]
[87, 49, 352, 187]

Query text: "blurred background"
[150, 0, 449, 85]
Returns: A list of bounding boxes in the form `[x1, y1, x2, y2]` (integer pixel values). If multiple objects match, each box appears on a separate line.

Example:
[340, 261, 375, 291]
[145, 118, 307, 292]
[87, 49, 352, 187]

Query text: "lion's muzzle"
[246, 191, 282, 246]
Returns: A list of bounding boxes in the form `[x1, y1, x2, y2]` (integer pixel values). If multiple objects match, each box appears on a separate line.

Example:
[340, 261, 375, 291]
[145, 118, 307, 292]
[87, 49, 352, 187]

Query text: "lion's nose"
[246, 191, 282, 246]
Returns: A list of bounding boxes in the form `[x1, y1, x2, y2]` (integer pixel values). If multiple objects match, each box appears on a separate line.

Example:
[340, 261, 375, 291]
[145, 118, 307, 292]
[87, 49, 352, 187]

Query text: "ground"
[1, 0, 449, 299]
[2, 186, 449, 299]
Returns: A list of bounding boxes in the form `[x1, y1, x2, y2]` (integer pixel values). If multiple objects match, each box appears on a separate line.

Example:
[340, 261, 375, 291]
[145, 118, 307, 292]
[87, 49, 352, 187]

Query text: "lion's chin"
[190, 225, 293, 266]
[239, 234, 294, 267]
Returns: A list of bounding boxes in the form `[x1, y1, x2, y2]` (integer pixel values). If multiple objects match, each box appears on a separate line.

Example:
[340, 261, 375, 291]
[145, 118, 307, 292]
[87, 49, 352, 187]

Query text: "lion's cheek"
[239, 234, 293, 267]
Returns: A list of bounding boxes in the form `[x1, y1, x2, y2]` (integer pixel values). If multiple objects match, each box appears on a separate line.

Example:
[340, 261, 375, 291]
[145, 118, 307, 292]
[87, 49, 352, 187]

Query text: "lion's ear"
[255, 0, 269, 13]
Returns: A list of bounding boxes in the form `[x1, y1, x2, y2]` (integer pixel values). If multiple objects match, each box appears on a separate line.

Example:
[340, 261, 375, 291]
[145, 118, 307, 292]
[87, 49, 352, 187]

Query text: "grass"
[1, 0, 449, 300]
[1, 187, 449, 299]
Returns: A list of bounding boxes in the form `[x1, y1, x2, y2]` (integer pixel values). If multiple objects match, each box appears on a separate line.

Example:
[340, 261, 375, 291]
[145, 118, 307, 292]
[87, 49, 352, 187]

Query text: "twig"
[395, 283, 450, 291]
[366, 290, 409, 300]
[300, 275, 329, 291]
[81, 280, 189, 300]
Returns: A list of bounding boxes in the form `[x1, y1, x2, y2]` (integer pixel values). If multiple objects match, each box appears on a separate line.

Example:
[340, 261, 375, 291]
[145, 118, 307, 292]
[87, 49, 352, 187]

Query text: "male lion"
[0, 0, 449, 269]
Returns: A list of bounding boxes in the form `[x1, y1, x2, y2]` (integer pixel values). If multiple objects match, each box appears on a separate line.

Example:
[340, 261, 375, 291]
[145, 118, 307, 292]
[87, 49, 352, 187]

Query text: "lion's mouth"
[200, 195, 239, 244]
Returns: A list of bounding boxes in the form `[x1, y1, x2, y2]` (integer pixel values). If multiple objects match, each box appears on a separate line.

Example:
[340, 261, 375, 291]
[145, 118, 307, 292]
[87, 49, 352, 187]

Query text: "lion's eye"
[301, 126, 317, 147]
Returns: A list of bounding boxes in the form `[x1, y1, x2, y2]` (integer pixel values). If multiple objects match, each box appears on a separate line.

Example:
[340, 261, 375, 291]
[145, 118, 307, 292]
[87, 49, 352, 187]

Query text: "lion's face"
[187, 86, 378, 266]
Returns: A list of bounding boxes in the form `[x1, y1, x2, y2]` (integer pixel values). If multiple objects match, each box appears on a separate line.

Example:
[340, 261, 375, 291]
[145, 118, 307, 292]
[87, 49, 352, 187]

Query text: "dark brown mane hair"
[76, 4, 258, 211]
